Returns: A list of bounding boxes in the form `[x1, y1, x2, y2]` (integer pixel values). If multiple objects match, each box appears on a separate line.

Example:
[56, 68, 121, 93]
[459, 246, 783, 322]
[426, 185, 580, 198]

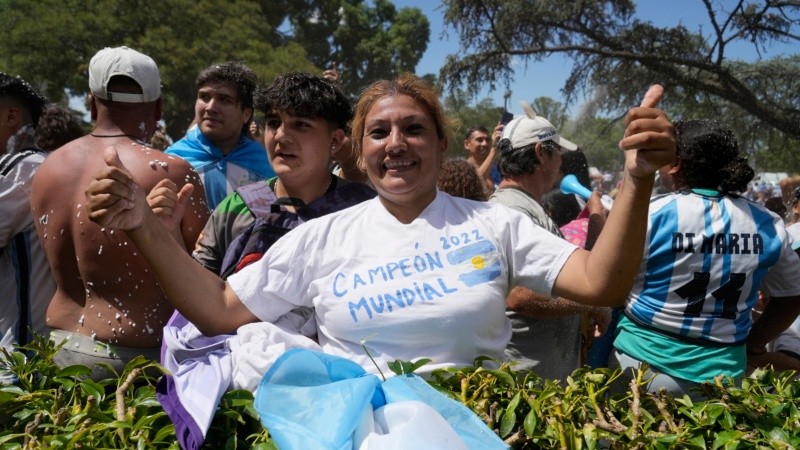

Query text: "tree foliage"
[0, 0, 429, 138]
[285, 0, 430, 99]
[440, 0, 800, 172]
[5, 336, 800, 449]
[442, 90, 504, 157]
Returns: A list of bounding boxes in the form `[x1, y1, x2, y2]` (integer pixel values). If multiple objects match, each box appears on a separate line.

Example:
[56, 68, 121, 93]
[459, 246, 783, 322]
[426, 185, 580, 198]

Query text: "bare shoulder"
[36, 138, 89, 175]
[119, 145, 198, 186]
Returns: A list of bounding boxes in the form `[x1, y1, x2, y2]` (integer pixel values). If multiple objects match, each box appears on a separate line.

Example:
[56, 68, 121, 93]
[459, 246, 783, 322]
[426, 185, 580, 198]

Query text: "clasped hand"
[619, 85, 676, 179]
[85, 146, 148, 231]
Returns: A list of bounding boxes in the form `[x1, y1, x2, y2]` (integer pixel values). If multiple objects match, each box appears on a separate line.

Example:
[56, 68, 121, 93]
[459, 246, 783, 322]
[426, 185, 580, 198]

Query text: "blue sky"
[395, 0, 796, 115]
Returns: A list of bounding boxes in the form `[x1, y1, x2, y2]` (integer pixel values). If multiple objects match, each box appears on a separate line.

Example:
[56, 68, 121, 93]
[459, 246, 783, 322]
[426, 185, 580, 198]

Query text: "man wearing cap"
[30, 46, 209, 380]
[489, 107, 610, 382]
[0, 74, 52, 383]
[166, 62, 275, 210]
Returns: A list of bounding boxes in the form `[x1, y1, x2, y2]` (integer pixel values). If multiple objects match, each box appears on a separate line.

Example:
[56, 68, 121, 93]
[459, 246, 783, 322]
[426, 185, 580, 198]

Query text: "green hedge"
[1, 336, 798, 449]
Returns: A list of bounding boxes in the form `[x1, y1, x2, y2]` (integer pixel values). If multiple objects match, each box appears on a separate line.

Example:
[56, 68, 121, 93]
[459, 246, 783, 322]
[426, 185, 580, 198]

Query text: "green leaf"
[408, 358, 432, 373]
[153, 423, 178, 443]
[80, 379, 105, 400]
[55, 365, 92, 378]
[483, 369, 516, 388]
[472, 356, 497, 367]
[769, 403, 786, 415]
[707, 404, 724, 421]
[252, 443, 279, 450]
[0, 433, 28, 444]
[499, 392, 520, 438]
[688, 435, 707, 448]
[711, 430, 745, 449]
[387, 358, 431, 375]
[654, 435, 680, 446]
[720, 410, 736, 429]
[387, 360, 403, 375]
[768, 426, 791, 442]
[523, 408, 538, 437]
[581, 423, 597, 450]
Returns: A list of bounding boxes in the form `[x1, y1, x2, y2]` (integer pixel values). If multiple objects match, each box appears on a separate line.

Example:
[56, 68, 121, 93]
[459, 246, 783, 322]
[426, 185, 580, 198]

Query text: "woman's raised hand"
[619, 85, 676, 179]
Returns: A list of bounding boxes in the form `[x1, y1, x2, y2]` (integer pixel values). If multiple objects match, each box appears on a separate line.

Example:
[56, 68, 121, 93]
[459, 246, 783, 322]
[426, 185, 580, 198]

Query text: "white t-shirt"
[228, 191, 577, 375]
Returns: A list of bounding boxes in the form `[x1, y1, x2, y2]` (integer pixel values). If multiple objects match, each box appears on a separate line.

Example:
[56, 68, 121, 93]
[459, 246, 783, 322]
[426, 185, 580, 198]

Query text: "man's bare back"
[31, 135, 208, 348]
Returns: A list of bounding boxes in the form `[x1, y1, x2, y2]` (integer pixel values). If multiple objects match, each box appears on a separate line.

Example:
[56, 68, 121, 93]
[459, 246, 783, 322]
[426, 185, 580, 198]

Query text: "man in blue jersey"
[167, 62, 275, 210]
[611, 119, 800, 397]
[0, 73, 51, 383]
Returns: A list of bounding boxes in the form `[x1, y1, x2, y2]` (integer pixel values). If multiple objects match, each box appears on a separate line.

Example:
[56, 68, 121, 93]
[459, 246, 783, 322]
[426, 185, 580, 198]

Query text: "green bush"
[2, 336, 798, 449]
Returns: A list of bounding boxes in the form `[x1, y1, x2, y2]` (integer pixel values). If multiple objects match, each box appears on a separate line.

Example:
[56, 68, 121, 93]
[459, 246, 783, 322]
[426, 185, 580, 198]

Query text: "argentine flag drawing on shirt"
[446, 239, 501, 287]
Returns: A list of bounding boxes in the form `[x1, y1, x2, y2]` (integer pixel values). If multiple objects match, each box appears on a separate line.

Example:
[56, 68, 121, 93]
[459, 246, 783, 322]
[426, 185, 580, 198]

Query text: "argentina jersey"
[625, 191, 783, 345]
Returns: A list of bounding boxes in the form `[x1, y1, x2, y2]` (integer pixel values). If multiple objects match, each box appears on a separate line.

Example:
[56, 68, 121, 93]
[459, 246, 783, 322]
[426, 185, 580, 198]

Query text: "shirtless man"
[30, 47, 208, 379]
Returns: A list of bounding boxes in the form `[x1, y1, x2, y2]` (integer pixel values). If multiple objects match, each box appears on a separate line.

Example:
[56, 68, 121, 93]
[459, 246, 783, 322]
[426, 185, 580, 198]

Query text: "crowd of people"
[2, 44, 800, 446]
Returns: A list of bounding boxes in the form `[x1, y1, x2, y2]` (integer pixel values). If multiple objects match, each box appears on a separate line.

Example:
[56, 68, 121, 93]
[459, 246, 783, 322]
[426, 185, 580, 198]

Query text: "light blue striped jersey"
[624, 190, 800, 345]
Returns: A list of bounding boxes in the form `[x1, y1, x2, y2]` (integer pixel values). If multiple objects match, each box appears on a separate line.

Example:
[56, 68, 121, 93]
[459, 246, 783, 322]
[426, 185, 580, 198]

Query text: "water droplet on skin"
[39, 214, 48, 224]
[90, 332, 96, 340]
[78, 315, 85, 325]
[115, 313, 121, 320]
[149, 160, 157, 169]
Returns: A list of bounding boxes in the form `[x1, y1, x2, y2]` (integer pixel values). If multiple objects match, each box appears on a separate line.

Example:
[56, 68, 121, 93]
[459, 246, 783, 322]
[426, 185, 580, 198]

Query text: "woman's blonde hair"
[351, 73, 453, 158]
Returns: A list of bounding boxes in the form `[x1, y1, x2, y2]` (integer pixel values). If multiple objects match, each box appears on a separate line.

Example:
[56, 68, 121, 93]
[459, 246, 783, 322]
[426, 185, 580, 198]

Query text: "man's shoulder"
[489, 187, 536, 206]
[489, 187, 552, 227]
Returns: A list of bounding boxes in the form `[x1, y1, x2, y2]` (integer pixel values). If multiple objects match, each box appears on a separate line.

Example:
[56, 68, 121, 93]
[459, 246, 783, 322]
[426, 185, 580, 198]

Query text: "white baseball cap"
[500, 101, 577, 152]
[89, 46, 161, 103]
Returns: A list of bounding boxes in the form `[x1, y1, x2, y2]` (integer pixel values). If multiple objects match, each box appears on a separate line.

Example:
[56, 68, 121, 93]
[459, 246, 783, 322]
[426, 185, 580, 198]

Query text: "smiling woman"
[83, 73, 675, 448]
[84, 72, 676, 382]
